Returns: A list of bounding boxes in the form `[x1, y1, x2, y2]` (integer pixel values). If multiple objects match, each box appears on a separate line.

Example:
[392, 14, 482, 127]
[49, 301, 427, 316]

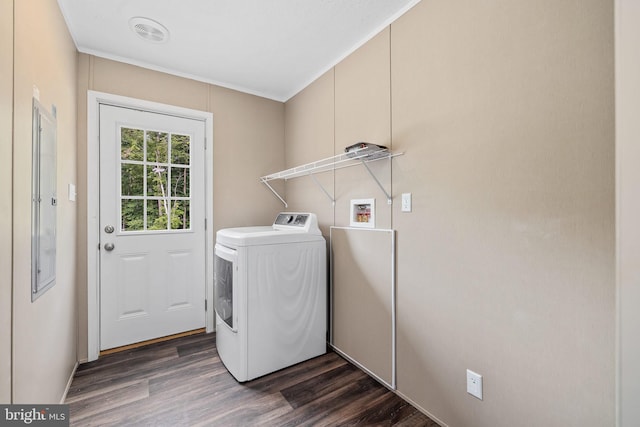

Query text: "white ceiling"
[57, 0, 421, 102]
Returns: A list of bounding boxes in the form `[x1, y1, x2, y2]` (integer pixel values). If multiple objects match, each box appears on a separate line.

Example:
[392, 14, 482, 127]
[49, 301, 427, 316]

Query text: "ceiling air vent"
[129, 17, 169, 43]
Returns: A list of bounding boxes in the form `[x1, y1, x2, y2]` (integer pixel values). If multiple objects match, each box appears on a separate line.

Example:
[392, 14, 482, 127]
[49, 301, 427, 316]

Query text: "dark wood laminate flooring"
[66, 333, 440, 427]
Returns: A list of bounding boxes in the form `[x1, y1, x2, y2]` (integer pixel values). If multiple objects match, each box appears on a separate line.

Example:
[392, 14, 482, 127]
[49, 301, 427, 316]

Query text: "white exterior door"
[99, 104, 206, 350]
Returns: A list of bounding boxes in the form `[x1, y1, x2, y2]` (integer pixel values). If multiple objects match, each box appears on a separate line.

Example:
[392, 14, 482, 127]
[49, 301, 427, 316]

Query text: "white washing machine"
[214, 212, 327, 382]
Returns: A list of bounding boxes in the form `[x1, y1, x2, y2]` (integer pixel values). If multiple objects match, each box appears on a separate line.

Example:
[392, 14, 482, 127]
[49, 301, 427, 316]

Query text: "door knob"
[104, 242, 115, 251]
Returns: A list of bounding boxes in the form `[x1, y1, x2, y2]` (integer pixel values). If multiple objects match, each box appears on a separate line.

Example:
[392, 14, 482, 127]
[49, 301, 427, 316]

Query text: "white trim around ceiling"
[78, 47, 284, 102]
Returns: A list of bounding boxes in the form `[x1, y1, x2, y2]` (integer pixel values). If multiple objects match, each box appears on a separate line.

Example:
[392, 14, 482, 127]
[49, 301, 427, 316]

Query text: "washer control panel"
[272, 212, 321, 234]
[274, 213, 308, 226]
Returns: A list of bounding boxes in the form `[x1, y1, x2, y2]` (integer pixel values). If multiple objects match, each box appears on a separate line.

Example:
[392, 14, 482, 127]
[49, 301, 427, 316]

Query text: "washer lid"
[216, 226, 324, 247]
[216, 213, 323, 247]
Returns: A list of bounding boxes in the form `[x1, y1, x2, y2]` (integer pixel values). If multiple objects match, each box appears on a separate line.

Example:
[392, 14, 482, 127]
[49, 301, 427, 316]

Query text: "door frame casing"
[87, 91, 214, 362]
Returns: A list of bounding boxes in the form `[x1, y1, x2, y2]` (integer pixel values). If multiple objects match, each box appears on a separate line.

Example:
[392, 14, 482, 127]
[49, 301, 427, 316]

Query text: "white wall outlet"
[401, 193, 412, 212]
[467, 369, 483, 400]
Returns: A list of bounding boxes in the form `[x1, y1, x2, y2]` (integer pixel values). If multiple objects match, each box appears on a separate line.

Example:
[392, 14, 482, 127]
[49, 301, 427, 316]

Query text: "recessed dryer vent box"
[350, 199, 375, 228]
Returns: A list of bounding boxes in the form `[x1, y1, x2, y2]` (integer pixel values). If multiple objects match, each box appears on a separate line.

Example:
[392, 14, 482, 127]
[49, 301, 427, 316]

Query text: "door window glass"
[121, 199, 144, 231]
[119, 127, 192, 232]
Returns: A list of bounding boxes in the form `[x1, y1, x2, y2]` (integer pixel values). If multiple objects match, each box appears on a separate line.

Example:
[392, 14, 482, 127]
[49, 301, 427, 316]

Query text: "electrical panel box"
[31, 98, 57, 301]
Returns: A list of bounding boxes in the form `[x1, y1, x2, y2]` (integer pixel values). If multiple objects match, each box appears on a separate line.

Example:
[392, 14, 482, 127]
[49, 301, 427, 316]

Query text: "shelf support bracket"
[360, 159, 393, 205]
[260, 178, 288, 208]
[309, 172, 335, 205]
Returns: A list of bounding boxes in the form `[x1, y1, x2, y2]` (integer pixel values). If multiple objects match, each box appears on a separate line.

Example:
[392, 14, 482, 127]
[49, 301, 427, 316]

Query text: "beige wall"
[335, 28, 392, 230]
[75, 55, 285, 361]
[0, 0, 14, 404]
[392, 1, 614, 426]
[285, 1, 615, 426]
[616, 0, 640, 425]
[11, 0, 78, 403]
[284, 70, 335, 235]
[210, 85, 286, 229]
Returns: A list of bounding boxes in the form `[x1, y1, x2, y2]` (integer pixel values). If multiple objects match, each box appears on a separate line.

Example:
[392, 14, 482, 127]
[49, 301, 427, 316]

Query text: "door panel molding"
[87, 91, 214, 361]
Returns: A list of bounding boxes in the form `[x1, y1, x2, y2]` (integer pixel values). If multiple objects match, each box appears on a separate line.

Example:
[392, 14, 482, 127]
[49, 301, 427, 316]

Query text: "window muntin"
[119, 127, 192, 233]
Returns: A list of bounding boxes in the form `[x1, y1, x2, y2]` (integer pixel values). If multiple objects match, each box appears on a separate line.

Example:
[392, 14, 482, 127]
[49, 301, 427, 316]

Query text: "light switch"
[68, 183, 76, 202]
[401, 193, 412, 212]
[467, 369, 483, 400]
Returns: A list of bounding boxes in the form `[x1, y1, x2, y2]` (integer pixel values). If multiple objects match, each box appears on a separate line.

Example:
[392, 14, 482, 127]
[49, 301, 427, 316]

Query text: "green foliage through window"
[119, 127, 191, 232]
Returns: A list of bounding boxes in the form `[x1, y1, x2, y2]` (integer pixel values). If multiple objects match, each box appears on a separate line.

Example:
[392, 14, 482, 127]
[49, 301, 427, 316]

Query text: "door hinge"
[205, 299, 207, 311]
[205, 218, 207, 230]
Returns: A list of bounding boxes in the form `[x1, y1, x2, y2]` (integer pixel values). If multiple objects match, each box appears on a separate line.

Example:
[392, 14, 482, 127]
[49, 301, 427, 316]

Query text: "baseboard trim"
[60, 361, 79, 404]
